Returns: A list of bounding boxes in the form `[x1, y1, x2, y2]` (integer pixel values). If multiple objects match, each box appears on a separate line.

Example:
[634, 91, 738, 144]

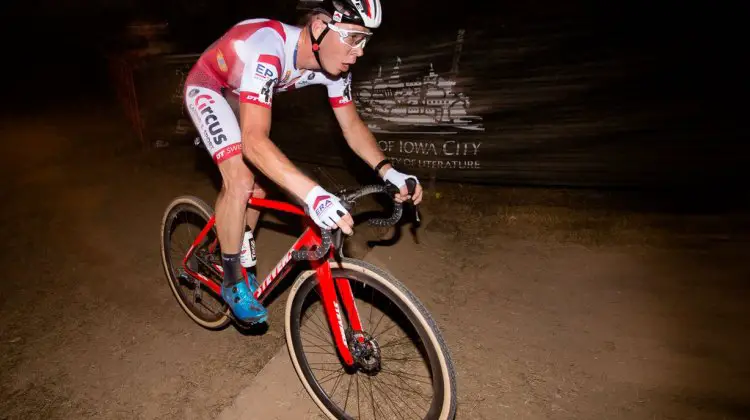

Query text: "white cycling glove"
[304, 185, 350, 230]
[382, 168, 420, 189]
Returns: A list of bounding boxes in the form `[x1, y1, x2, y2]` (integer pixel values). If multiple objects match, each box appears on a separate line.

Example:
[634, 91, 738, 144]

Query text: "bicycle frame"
[180, 196, 361, 366]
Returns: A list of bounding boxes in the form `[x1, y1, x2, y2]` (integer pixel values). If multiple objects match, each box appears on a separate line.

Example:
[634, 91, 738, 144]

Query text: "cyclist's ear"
[310, 13, 330, 38]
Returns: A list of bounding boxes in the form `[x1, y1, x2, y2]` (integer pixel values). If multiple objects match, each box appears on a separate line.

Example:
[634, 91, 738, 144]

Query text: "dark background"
[2, 0, 746, 197]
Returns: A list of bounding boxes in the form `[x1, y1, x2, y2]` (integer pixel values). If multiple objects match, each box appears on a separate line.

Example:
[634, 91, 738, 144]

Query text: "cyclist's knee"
[251, 182, 267, 199]
[219, 159, 254, 201]
[225, 176, 254, 202]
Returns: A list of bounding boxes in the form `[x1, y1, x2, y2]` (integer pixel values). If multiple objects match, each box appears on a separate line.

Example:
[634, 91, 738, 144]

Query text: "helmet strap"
[309, 23, 330, 72]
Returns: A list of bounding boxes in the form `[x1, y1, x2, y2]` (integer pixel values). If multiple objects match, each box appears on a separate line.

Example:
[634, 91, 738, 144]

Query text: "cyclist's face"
[320, 22, 369, 75]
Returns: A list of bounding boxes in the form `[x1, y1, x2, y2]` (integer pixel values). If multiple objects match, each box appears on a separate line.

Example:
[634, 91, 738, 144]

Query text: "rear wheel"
[285, 258, 457, 419]
[160, 195, 230, 329]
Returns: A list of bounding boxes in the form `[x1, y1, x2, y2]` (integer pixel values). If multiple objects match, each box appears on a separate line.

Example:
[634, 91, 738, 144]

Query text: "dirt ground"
[368, 207, 750, 420]
[1, 103, 749, 420]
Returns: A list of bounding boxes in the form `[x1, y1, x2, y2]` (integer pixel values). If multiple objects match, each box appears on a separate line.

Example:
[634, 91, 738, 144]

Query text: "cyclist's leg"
[184, 78, 267, 323]
[223, 87, 267, 237]
[184, 84, 247, 257]
[245, 181, 266, 232]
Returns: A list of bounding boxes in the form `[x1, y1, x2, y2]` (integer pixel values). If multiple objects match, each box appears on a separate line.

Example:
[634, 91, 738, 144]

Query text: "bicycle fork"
[313, 257, 362, 368]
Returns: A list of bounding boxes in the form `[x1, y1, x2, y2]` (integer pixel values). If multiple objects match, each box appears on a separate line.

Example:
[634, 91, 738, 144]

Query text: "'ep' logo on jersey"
[255, 64, 274, 78]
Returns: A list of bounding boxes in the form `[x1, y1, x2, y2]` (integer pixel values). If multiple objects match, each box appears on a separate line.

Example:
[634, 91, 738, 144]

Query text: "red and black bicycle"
[159, 182, 457, 419]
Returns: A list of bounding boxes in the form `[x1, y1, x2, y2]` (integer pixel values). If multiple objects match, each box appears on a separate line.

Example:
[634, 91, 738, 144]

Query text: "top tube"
[247, 197, 306, 216]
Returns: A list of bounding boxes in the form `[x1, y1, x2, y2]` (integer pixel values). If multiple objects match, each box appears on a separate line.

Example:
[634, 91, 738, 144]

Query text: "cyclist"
[183, 0, 423, 325]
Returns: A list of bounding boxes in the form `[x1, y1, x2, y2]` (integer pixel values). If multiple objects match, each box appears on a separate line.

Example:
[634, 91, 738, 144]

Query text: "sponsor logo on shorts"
[190, 92, 226, 145]
[214, 143, 242, 163]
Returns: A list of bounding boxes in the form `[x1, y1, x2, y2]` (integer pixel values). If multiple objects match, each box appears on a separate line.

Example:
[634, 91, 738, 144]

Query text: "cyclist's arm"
[326, 73, 392, 177]
[331, 103, 392, 178]
[327, 74, 422, 204]
[240, 103, 355, 234]
[239, 103, 317, 201]
[236, 42, 317, 201]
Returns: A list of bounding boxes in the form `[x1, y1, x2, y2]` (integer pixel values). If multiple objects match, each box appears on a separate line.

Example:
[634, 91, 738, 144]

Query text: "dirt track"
[1, 104, 749, 419]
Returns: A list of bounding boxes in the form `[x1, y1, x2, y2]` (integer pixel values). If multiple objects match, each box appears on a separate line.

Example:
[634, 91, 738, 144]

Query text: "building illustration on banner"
[353, 29, 485, 135]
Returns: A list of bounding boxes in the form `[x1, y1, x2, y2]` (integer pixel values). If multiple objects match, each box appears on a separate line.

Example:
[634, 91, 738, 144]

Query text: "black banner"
[111, 1, 746, 189]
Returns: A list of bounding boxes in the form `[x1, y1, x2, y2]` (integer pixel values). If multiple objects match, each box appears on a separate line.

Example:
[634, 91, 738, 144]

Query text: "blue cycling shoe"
[222, 280, 268, 325]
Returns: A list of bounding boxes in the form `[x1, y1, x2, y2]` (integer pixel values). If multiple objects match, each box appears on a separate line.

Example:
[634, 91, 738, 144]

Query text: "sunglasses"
[327, 23, 373, 49]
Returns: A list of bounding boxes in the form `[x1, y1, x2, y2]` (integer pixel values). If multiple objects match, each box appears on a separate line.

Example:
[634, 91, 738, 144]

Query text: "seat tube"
[183, 215, 216, 265]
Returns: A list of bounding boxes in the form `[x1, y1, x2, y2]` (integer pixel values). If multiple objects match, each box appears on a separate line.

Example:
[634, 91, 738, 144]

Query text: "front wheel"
[285, 258, 457, 420]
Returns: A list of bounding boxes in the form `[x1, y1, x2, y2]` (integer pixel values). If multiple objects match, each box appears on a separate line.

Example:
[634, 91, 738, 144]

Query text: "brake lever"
[332, 228, 344, 259]
[404, 178, 421, 223]
[332, 203, 353, 260]
[384, 180, 421, 223]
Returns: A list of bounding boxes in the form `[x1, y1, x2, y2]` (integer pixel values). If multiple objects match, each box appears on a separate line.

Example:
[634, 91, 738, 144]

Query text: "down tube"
[315, 259, 355, 367]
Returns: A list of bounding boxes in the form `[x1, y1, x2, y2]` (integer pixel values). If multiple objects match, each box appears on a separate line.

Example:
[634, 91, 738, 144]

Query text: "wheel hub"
[347, 331, 381, 374]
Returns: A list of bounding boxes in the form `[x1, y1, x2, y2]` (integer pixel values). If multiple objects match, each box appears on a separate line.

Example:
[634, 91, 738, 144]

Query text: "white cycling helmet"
[300, 0, 382, 29]
[332, 0, 382, 29]
[299, 0, 382, 73]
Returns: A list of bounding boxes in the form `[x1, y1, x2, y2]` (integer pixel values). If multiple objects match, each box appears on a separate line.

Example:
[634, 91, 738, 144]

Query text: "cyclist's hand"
[304, 186, 354, 235]
[383, 168, 423, 205]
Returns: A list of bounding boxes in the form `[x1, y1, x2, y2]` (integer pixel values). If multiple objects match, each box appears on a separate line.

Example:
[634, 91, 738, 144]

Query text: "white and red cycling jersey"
[186, 18, 353, 109]
[183, 18, 354, 164]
